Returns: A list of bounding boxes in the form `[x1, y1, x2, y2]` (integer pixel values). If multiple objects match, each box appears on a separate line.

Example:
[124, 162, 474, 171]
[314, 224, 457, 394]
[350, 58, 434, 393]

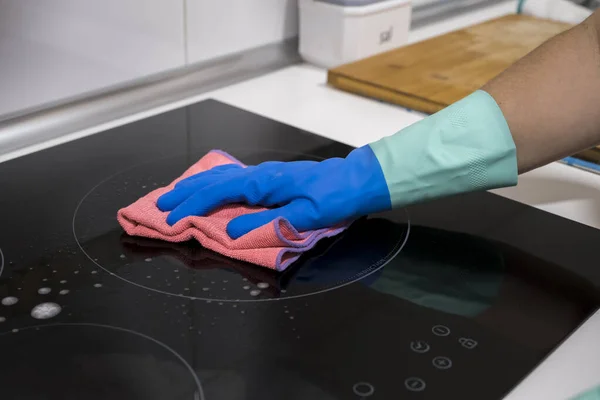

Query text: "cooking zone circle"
[73, 149, 410, 302]
[0, 247, 4, 279]
[0, 323, 204, 399]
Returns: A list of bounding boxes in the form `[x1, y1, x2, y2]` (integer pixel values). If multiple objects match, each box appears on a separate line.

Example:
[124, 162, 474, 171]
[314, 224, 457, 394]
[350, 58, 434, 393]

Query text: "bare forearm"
[482, 10, 600, 173]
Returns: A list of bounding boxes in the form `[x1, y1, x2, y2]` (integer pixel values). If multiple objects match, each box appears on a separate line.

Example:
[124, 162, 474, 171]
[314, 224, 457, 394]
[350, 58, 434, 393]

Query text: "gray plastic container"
[316, 0, 392, 6]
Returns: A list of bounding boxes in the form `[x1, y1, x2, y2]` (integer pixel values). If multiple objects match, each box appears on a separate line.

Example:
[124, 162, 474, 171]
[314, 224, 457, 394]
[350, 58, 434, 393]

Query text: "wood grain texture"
[327, 14, 572, 114]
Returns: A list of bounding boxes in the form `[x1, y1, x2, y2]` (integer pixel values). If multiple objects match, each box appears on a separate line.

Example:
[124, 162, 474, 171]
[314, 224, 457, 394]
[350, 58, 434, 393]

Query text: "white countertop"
[3, 1, 600, 398]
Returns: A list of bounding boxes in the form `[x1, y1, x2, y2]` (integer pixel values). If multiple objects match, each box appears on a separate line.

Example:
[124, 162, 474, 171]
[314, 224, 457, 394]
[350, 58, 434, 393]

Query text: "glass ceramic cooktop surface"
[1, 100, 599, 399]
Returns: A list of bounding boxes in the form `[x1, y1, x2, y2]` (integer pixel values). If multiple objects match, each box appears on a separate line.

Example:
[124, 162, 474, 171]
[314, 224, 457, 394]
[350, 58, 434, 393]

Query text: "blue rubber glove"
[157, 146, 391, 239]
[158, 91, 517, 240]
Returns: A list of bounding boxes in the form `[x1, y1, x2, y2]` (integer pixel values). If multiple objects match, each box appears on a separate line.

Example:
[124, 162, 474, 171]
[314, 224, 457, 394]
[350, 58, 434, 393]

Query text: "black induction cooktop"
[1, 99, 600, 400]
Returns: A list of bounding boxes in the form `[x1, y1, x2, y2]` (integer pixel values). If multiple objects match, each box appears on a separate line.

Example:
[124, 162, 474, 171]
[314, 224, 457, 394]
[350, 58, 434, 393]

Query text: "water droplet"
[184, 288, 190, 291]
[12, 329, 19, 333]
[59, 290, 69, 295]
[60, 280, 67, 284]
[242, 278, 248, 282]
[206, 300, 212, 304]
[232, 304, 238, 308]
[257, 282, 269, 289]
[250, 290, 261, 297]
[42, 278, 48, 282]
[74, 271, 79, 274]
[145, 258, 152, 262]
[0, 317, 5, 322]
[202, 287, 210, 292]
[146, 276, 152, 279]
[223, 280, 228, 283]
[91, 270, 98, 275]
[242, 285, 250, 290]
[2, 297, 18, 306]
[240, 310, 246, 314]
[218, 302, 223, 306]
[281, 289, 287, 293]
[289, 316, 295, 320]
[284, 310, 289, 314]
[31, 302, 61, 320]
[38, 287, 51, 295]
[94, 283, 102, 288]
[120, 254, 126, 259]
[52, 270, 57, 273]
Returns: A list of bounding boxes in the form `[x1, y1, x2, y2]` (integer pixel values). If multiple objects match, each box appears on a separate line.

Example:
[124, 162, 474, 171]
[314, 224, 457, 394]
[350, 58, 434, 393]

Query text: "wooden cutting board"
[327, 14, 572, 114]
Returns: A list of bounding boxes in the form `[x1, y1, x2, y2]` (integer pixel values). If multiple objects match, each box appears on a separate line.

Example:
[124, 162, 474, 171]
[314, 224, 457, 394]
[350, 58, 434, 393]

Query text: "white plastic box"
[299, 0, 412, 68]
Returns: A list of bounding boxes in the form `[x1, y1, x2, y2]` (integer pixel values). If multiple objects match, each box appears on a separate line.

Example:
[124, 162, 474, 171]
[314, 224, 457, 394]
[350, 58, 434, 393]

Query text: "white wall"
[185, 0, 299, 64]
[0, 0, 299, 120]
[0, 0, 186, 118]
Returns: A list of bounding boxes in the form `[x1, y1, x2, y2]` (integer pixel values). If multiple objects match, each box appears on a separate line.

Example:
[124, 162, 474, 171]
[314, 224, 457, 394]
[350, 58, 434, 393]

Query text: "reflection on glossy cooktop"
[1, 99, 599, 399]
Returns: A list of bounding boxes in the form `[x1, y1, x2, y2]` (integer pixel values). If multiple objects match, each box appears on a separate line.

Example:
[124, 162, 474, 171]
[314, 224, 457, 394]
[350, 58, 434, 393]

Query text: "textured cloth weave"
[117, 150, 348, 271]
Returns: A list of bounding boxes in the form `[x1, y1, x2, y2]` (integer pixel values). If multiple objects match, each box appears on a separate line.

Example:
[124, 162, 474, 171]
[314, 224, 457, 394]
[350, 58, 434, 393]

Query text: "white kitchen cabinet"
[185, 0, 298, 64]
[0, 0, 185, 118]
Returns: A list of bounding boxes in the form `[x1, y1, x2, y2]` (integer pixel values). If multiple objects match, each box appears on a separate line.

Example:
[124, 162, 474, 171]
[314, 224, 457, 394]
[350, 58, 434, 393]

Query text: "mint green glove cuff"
[571, 386, 600, 400]
[369, 90, 518, 208]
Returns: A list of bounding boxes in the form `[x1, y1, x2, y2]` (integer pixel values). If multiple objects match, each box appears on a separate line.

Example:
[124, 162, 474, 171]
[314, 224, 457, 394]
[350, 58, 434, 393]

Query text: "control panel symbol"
[432, 356, 453, 370]
[410, 340, 430, 353]
[353, 382, 375, 397]
[459, 337, 478, 349]
[432, 325, 451, 336]
[405, 377, 426, 392]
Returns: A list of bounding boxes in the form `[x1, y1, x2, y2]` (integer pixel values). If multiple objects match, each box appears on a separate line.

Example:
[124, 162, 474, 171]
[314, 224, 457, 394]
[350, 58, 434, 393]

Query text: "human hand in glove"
[157, 146, 392, 239]
[158, 91, 519, 239]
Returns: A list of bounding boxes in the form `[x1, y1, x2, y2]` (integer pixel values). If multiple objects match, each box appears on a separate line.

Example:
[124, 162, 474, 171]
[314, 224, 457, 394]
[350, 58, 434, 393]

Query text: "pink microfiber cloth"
[117, 150, 349, 271]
